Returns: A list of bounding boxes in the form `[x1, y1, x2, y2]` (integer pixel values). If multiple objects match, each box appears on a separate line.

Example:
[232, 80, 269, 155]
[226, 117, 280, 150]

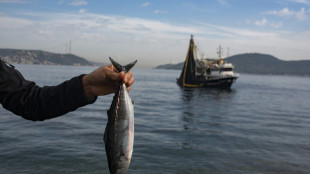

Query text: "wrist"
[82, 74, 96, 101]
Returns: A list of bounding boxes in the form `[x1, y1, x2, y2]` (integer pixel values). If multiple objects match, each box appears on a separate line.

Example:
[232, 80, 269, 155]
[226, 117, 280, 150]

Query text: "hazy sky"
[0, 0, 310, 67]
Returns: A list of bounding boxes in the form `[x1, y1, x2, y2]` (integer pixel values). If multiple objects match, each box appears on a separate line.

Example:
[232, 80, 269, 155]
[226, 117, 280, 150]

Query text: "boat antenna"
[217, 45, 224, 59]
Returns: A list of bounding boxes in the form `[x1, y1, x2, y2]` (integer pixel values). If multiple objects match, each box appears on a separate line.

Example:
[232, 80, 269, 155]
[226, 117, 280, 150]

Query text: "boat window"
[222, 68, 233, 71]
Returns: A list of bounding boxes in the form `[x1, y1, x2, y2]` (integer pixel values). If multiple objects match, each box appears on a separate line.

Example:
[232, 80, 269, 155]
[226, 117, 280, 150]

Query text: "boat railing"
[206, 74, 238, 80]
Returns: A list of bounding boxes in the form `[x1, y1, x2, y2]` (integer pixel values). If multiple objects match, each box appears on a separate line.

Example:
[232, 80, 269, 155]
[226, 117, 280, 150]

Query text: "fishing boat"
[177, 35, 239, 88]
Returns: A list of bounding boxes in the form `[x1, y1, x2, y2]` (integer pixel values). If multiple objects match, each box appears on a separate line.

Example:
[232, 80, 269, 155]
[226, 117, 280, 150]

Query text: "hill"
[155, 53, 310, 76]
[155, 62, 184, 70]
[226, 53, 310, 76]
[0, 48, 93, 66]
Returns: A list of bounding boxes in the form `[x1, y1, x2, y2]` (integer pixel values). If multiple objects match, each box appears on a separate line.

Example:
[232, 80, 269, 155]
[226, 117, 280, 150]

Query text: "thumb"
[107, 70, 122, 81]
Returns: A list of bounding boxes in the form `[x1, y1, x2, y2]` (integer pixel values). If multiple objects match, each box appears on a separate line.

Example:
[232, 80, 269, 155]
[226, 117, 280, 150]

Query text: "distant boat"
[177, 35, 239, 88]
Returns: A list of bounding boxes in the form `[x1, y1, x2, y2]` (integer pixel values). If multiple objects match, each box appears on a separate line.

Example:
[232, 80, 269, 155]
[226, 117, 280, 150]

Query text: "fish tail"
[109, 57, 137, 73]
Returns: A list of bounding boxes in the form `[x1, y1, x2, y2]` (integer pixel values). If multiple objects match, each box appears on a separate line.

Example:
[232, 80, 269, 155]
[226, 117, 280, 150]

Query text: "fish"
[104, 57, 137, 174]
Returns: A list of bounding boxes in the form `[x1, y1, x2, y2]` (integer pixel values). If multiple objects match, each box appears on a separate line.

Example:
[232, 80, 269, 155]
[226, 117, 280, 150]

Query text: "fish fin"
[123, 60, 138, 73]
[109, 57, 137, 73]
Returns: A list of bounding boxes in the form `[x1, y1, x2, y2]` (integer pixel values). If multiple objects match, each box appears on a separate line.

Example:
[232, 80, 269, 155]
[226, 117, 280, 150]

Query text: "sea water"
[1, 64, 310, 174]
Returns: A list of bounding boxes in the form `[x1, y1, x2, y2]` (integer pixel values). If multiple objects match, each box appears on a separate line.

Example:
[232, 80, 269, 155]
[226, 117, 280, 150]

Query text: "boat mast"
[217, 45, 224, 59]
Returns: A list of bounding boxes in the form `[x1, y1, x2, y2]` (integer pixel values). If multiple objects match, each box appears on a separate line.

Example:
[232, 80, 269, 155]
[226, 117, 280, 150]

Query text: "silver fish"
[104, 57, 137, 174]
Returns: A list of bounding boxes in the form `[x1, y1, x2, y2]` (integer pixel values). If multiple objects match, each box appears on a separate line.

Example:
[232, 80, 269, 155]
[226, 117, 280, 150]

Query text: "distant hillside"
[226, 53, 310, 76]
[155, 53, 310, 76]
[0, 48, 93, 66]
[155, 62, 184, 70]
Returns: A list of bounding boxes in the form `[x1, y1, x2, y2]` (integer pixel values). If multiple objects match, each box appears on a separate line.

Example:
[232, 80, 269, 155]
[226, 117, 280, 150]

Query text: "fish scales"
[104, 57, 136, 174]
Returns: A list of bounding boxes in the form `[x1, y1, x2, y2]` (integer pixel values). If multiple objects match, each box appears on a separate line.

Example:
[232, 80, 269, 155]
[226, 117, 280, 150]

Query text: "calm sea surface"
[1, 64, 310, 174]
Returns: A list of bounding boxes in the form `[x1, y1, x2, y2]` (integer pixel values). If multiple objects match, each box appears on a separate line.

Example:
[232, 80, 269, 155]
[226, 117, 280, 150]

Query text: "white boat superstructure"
[195, 45, 239, 81]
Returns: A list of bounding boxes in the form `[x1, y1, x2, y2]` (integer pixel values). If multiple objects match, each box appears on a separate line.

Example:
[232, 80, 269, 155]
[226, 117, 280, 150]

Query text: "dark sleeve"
[0, 59, 97, 121]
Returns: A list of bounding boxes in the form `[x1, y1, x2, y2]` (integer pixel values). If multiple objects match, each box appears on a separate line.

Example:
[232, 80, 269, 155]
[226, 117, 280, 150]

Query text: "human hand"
[82, 64, 135, 100]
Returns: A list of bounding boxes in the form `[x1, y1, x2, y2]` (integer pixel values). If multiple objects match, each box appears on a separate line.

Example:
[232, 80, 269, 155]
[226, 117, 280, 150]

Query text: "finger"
[125, 77, 135, 88]
[107, 64, 113, 70]
[126, 71, 133, 79]
[126, 86, 131, 92]
[108, 64, 119, 73]
[106, 69, 122, 81]
[119, 71, 125, 80]
[123, 71, 132, 84]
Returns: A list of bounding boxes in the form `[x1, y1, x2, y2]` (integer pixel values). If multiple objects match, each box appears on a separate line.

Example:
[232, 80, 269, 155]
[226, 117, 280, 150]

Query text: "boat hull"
[177, 76, 238, 88]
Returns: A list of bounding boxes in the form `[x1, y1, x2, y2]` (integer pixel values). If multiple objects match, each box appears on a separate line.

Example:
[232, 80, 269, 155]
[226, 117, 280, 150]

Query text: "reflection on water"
[180, 88, 236, 129]
[178, 87, 237, 151]
[180, 88, 236, 102]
